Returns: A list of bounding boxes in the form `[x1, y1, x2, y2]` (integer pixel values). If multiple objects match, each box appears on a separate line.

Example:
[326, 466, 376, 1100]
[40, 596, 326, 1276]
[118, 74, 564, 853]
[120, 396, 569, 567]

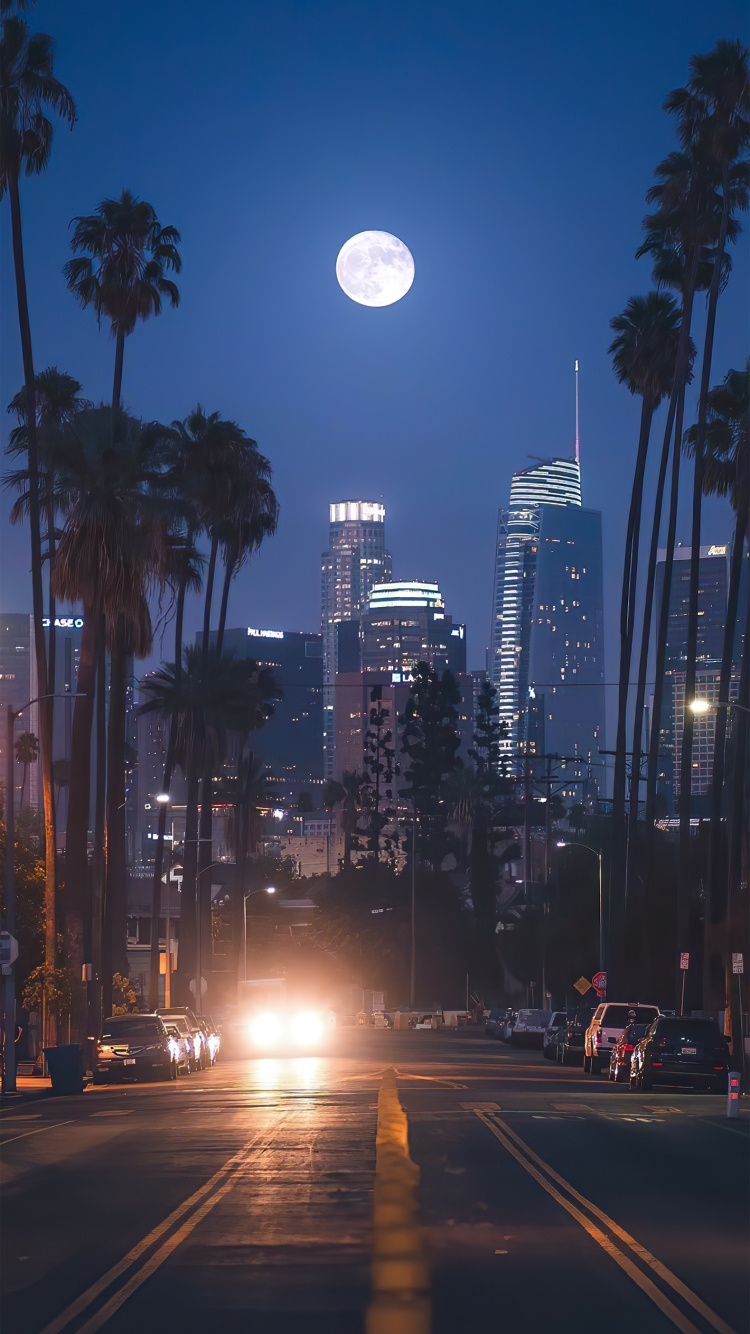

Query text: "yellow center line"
[39, 1115, 288, 1334]
[477, 1112, 737, 1334]
[0, 1120, 75, 1145]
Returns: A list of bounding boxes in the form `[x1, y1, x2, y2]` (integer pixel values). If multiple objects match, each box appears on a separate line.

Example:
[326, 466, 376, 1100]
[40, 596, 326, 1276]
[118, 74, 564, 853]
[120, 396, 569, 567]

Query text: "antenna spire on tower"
[574, 359, 580, 465]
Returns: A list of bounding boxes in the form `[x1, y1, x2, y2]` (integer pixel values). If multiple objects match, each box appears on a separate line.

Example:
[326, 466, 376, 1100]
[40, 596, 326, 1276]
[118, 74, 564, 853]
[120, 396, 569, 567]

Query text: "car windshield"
[102, 1019, 162, 1041]
[550, 1013, 566, 1025]
[603, 1006, 659, 1026]
[659, 1020, 723, 1042]
[166, 1017, 190, 1034]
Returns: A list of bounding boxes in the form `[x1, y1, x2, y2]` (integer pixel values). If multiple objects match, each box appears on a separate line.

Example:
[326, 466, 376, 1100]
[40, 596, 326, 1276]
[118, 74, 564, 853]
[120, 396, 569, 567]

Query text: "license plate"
[682, 1047, 696, 1056]
[124, 1058, 136, 1065]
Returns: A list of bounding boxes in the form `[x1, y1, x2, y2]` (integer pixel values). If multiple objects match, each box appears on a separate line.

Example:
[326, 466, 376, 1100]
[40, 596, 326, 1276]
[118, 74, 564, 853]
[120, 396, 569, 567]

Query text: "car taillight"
[714, 1066, 725, 1070]
[595, 1033, 602, 1045]
[652, 1061, 662, 1066]
[624, 1044, 634, 1052]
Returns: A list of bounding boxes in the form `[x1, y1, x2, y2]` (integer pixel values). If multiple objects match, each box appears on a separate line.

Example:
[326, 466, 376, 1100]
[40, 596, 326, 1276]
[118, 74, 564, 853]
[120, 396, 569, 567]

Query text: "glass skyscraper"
[490, 457, 605, 775]
[321, 501, 392, 777]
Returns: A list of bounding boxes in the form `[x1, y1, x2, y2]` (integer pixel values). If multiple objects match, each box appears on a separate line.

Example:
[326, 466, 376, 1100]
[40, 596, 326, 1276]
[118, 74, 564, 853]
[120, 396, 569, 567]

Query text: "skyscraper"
[361, 580, 466, 678]
[490, 456, 605, 774]
[321, 501, 392, 777]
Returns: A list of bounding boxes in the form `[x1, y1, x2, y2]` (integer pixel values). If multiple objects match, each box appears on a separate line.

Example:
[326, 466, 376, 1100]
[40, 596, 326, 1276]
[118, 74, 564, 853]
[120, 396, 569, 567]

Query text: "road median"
[366, 1066, 430, 1334]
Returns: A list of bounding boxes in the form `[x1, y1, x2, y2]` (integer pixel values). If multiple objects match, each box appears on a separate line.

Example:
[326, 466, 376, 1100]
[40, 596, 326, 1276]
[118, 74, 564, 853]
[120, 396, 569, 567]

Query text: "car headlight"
[250, 1013, 282, 1047]
[296, 1013, 324, 1045]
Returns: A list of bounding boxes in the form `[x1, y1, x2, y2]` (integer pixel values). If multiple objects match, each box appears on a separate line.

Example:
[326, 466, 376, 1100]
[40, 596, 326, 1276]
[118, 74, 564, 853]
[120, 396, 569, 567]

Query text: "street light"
[689, 698, 750, 717]
[155, 792, 171, 804]
[556, 840, 604, 973]
[242, 887, 276, 985]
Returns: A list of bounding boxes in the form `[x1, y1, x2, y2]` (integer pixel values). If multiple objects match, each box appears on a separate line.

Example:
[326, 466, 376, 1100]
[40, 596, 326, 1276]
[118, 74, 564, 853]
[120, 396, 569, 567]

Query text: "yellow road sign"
[574, 976, 592, 995]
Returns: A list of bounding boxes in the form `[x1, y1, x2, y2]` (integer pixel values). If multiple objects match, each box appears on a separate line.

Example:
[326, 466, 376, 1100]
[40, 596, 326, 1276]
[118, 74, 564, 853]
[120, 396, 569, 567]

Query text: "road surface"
[1, 1028, 747, 1334]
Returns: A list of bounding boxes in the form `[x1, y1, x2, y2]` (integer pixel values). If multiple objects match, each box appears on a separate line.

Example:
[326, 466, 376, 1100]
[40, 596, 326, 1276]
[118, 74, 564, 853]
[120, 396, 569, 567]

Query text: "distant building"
[489, 457, 605, 777]
[361, 580, 466, 679]
[654, 542, 742, 803]
[321, 502, 392, 779]
[0, 613, 40, 812]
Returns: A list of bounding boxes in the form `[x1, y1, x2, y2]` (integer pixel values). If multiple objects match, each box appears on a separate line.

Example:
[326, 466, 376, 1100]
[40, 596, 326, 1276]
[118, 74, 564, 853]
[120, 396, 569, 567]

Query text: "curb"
[366, 1067, 431, 1334]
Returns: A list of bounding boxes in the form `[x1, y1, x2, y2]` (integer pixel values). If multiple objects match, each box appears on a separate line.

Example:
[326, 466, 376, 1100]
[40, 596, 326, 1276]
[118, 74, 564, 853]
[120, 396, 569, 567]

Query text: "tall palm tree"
[139, 648, 280, 1004]
[51, 407, 170, 1017]
[322, 772, 365, 868]
[607, 292, 682, 908]
[7, 367, 92, 744]
[15, 730, 38, 808]
[1, 10, 75, 989]
[666, 45, 749, 864]
[684, 362, 749, 1009]
[64, 190, 181, 409]
[638, 148, 723, 850]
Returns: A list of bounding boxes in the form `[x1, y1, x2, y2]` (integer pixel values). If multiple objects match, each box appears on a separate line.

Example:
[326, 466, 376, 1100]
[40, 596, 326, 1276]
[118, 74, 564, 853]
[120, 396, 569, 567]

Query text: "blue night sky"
[1, 1, 748, 744]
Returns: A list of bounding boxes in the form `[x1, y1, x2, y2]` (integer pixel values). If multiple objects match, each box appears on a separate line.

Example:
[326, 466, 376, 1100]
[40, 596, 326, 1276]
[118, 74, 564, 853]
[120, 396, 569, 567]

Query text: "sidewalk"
[1, 1075, 54, 1103]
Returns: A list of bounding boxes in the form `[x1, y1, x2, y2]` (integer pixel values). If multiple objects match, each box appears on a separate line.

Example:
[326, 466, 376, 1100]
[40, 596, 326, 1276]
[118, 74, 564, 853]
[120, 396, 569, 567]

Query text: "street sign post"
[574, 977, 592, 996]
[592, 970, 606, 998]
[680, 952, 689, 970]
[679, 952, 689, 1015]
[732, 954, 743, 974]
[0, 933, 19, 965]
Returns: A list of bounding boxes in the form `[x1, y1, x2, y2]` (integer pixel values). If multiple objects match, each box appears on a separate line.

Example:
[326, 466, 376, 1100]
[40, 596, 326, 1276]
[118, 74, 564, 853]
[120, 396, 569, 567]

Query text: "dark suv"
[94, 1014, 176, 1084]
[630, 1017, 729, 1092]
[557, 1007, 595, 1065]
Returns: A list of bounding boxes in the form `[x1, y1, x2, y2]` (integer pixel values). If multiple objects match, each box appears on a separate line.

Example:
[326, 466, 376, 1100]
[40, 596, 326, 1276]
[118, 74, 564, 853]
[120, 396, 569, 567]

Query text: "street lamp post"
[3, 695, 85, 1095]
[689, 698, 750, 718]
[242, 887, 276, 988]
[557, 840, 604, 973]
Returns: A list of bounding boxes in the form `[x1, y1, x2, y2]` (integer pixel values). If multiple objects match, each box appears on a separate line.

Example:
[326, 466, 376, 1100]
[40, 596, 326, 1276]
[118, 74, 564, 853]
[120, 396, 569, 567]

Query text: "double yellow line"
[40, 1115, 288, 1334]
[476, 1111, 738, 1334]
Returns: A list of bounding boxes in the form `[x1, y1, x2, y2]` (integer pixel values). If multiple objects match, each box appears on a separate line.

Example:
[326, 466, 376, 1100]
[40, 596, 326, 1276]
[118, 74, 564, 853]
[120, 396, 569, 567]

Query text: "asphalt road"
[1, 1029, 748, 1334]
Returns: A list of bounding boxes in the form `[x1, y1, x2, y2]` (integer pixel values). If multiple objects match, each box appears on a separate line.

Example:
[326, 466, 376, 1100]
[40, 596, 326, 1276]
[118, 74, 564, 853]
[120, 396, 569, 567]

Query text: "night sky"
[2, 1, 748, 748]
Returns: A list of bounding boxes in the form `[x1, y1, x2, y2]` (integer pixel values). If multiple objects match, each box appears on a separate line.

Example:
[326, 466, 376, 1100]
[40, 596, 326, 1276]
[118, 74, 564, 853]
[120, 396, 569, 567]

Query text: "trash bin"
[43, 1044, 85, 1095]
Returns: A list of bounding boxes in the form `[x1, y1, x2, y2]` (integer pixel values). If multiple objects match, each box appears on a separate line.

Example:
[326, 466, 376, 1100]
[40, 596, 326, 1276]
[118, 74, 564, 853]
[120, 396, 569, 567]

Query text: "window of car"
[601, 1005, 659, 1027]
[656, 1019, 724, 1044]
[102, 1018, 164, 1041]
[623, 1023, 649, 1040]
[593, 1005, 605, 1020]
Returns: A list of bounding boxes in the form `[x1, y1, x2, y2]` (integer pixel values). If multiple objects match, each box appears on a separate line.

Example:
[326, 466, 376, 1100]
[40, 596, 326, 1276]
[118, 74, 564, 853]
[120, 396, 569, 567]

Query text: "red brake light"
[624, 1044, 634, 1052]
[595, 1033, 602, 1044]
[652, 1061, 662, 1066]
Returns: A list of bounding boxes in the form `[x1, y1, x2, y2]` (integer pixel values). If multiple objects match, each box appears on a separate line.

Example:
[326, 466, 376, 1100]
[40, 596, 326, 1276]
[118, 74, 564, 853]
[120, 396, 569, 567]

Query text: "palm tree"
[1, 10, 75, 991]
[665, 45, 749, 864]
[322, 772, 365, 867]
[139, 647, 280, 1004]
[607, 292, 682, 904]
[684, 362, 749, 1009]
[64, 190, 181, 409]
[51, 407, 171, 1016]
[15, 730, 38, 808]
[7, 367, 92, 739]
[638, 148, 723, 848]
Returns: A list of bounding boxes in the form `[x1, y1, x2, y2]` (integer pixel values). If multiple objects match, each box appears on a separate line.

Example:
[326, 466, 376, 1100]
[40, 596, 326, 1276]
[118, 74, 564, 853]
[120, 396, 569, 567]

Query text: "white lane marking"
[90, 1111, 134, 1117]
[0, 1120, 75, 1145]
[460, 1102, 500, 1110]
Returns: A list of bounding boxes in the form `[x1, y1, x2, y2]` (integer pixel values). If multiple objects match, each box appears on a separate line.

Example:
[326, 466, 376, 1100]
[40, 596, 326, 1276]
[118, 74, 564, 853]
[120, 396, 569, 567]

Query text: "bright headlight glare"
[297, 1012, 324, 1045]
[251, 1013, 281, 1046]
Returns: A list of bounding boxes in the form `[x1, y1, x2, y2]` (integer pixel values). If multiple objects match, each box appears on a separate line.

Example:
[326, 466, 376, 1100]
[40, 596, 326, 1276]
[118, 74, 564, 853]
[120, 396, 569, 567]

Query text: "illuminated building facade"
[321, 501, 392, 777]
[360, 580, 466, 678]
[489, 457, 605, 773]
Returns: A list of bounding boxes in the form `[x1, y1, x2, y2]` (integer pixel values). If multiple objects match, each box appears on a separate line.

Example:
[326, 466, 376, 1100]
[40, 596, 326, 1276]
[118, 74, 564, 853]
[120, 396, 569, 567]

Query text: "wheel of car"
[640, 1074, 652, 1092]
[92, 1073, 106, 1086]
[608, 1063, 614, 1081]
[583, 1051, 590, 1072]
[590, 1056, 601, 1075]
[170, 1060, 178, 1081]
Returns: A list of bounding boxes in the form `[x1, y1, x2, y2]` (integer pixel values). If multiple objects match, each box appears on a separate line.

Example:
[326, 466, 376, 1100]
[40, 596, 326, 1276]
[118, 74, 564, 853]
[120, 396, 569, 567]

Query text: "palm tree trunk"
[178, 769, 200, 1004]
[19, 764, 27, 810]
[105, 621, 129, 977]
[7, 167, 55, 1001]
[47, 496, 56, 753]
[679, 195, 732, 890]
[197, 769, 213, 1010]
[148, 573, 188, 1010]
[611, 396, 654, 921]
[704, 505, 748, 1011]
[66, 612, 96, 1037]
[201, 532, 219, 676]
[216, 551, 235, 658]
[93, 624, 107, 1024]
[112, 326, 126, 411]
[645, 252, 700, 843]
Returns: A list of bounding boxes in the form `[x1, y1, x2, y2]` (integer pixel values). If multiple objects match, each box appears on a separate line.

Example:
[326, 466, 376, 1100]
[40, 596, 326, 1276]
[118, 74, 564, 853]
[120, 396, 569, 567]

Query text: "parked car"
[543, 1011, 569, 1060]
[204, 1016, 222, 1062]
[584, 1003, 661, 1074]
[196, 1016, 220, 1065]
[608, 1023, 650, 1082]
[630, 1017, 729, 1092]
[485, 1009, 505, 1038]
[509, 1009, 553, 1049]
[557, 1007, 595, 1065]
[158, 1009, 206, 1070]
[164, 1023, 193, 1075]
[93, 1014, 176, 1084]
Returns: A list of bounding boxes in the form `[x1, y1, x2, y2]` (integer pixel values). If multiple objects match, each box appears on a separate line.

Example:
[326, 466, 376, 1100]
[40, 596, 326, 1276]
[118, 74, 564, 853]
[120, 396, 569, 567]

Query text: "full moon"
[336, 230, 415, 307]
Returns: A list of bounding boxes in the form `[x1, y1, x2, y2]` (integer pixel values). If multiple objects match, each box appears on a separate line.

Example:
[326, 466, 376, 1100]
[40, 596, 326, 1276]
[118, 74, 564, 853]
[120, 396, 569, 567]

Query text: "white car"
[584, 1002, 661, 1074]
[509, 1009, 554, 1049]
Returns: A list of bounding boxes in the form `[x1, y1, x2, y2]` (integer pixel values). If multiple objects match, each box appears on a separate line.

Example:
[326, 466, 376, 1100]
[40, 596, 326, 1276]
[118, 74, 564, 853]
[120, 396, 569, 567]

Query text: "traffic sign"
[680, 952, 690, 970]
[592, 970, 607, 991]
[189, 976, 208, 995]
[732, 954, 744, 975]
[574, 976, 592, 996]
[0, 933, 18, 965]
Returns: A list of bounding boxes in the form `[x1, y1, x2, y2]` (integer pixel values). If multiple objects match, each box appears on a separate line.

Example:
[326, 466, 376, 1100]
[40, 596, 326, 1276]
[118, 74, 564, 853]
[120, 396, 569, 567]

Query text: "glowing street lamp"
[689, 698, 750, 717]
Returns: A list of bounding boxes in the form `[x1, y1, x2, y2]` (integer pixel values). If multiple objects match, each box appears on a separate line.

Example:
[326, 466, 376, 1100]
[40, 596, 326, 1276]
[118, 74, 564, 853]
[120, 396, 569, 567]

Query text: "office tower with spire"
[489, 363, 605, 775]
[321, 501, 392, 777]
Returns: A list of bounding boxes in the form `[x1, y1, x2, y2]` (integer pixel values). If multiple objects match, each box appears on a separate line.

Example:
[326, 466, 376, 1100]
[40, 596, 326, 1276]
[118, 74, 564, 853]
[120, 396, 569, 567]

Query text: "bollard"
[727, 1072, 740, 1118]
